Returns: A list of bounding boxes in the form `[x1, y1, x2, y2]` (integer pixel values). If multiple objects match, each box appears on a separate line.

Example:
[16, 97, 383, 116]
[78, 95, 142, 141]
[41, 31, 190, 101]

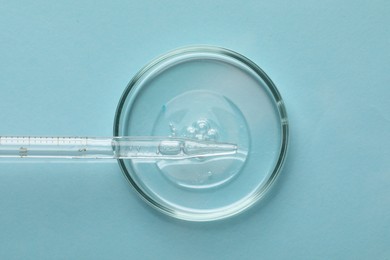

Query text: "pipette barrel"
[0, 136, 237, 160]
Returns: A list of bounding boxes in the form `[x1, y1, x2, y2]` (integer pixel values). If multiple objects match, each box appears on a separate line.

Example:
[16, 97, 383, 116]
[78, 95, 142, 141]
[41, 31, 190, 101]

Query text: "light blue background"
[0, 1, 389, 259]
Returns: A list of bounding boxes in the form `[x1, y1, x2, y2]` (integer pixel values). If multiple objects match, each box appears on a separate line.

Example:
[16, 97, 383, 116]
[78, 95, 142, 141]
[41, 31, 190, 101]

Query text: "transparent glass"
[114, 46, 289, 221]
[0, 136, 236, 159]
[0, 45, 288, 222]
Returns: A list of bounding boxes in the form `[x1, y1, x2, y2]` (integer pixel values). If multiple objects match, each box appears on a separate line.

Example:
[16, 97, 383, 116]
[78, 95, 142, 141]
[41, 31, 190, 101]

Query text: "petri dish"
[114, 46, 288, 221]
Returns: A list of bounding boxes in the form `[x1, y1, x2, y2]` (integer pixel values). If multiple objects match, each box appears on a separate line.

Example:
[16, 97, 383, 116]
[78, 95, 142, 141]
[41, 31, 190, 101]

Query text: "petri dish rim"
[113, 45, 289, 221]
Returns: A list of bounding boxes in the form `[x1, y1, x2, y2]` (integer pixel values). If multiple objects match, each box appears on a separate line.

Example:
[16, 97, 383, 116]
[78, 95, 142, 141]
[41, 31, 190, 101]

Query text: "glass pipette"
[0, 136, 237, 160]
